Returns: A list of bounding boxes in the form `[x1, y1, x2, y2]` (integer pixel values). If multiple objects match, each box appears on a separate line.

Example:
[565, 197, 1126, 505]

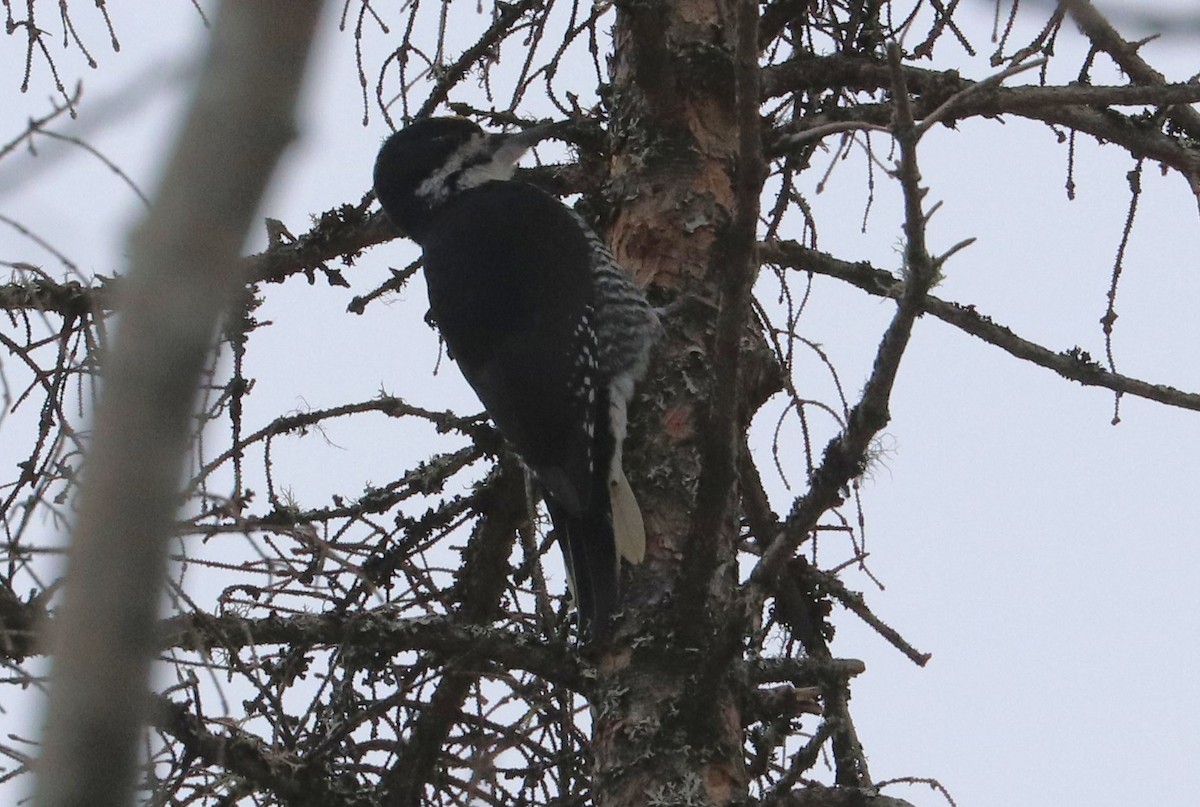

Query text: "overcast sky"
[2, 2, 1199, 805]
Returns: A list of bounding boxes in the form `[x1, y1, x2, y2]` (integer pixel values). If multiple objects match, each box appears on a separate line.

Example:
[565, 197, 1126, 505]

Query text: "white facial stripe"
[415, 134, 527, 203]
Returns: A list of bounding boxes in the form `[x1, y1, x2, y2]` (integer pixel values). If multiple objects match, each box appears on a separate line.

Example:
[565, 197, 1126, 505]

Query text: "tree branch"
[764, 55, 1200, 181]
[761, 240, 1200, 413]
[383, 458, 528, 806]
[759, 784, 918, 807]
[153, 696, 372, 807]
[162, 610, 586, 693]
[1061, 0, 1200, 143]
[34, 4, 326, 806]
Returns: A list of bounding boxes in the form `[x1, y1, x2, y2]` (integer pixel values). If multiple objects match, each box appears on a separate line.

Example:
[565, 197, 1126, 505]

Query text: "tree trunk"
[592, 0, 763, 803]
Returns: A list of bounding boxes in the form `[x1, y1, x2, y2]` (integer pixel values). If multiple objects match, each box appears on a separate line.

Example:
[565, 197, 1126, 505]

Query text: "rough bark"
[592, 0, 764, 803]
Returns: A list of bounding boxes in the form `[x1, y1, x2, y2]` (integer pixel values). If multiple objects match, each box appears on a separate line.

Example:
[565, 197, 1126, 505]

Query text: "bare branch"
[154, 697, 373, 807]
[33, 3, 327, 805]
[1060, 0, 1200, 142]
[162, 610, 586, 691]
[762, 240, 1200, 414]
[765, 56, 1200, 181]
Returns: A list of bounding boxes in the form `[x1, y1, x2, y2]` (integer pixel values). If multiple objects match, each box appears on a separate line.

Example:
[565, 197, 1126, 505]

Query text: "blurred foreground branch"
[33, 2, 326, 806]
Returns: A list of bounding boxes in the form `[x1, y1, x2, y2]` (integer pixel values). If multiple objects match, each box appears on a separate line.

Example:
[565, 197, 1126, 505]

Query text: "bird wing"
[420, 182, 600, 514]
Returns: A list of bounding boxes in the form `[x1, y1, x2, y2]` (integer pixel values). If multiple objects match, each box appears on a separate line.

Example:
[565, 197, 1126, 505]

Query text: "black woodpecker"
[373, 117, 658, 640]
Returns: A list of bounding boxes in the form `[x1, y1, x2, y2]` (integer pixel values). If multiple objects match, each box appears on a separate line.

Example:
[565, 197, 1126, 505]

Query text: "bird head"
[373, 117, 555, 238]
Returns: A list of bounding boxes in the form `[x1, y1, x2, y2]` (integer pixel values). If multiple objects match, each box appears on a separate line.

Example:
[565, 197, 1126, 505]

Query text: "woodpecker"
[373, 117, 657, 640]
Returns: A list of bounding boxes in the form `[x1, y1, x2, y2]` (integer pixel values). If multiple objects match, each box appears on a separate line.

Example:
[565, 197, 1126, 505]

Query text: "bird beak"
[489, 122, 561, 165]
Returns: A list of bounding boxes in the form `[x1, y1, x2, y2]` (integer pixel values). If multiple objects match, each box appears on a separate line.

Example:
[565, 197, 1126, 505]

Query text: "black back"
[421, 181, 602, 517]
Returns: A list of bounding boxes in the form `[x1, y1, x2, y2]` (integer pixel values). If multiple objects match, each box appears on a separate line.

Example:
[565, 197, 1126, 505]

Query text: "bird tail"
[547, 497, 617, 642]
[548, 467, 646, 641]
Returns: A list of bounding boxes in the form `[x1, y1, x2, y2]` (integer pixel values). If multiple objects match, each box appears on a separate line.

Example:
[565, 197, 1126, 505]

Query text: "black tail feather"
[546, 498, 617, 641]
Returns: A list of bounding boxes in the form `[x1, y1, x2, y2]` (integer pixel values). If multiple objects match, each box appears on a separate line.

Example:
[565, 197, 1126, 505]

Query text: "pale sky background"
[2, 1, 1199, 805]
